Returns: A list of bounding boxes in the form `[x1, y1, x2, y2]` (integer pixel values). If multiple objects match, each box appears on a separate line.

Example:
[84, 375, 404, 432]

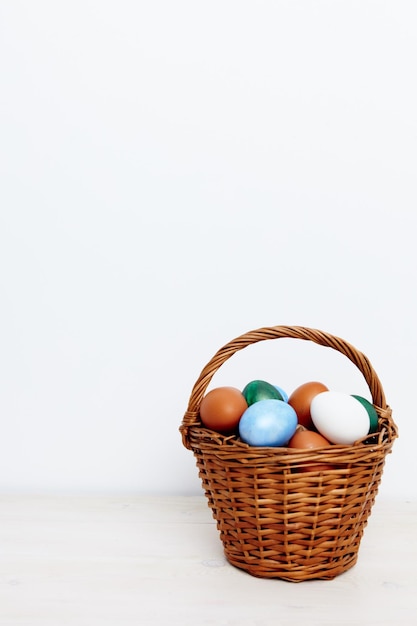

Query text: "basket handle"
[180, 325, 391, 448]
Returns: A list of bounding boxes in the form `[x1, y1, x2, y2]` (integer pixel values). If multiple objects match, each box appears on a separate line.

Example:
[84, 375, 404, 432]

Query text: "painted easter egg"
[351, 395, 379, 434]
[310, 391, 370, 445]
[238, 399, 297, 447]
[274, 385, 289, 402]
[242, 380, 284, 405]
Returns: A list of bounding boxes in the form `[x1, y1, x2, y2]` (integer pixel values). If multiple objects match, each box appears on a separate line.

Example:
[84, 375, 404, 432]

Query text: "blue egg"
[238, 399, 298, 447]
[274, 385, 289, 402]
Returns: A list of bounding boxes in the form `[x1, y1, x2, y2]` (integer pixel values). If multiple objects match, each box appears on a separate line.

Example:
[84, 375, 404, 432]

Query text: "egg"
[288, 429, 334, 472]
[238, 399, 297, 447]
[274, 385, 289, 402]
[199, 386, 248, 434]
[310, 391, 370, 444]
[351, 395, 379, 434]
[288, 381, 329, 429]
[288, 429, 332, 449]
[242, 379, 284, 405]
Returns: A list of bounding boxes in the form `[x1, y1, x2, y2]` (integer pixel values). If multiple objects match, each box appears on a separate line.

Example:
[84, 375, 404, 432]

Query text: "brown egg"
[288, 429, 334, 472]
[288, 381, 329, 429]
[288, 429, 331, 450]
[199, 386, 248, 434]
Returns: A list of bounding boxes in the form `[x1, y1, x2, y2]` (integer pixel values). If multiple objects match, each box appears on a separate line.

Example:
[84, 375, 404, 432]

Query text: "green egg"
[351, 395, 379, 434]
[242, 380, 284, 406]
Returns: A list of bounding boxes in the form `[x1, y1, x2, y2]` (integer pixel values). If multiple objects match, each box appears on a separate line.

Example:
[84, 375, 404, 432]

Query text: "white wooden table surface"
[0, 495, 415, 626]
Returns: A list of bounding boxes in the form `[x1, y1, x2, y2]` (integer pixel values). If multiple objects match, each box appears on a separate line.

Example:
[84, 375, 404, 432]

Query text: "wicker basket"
[180, 325, 398, 582]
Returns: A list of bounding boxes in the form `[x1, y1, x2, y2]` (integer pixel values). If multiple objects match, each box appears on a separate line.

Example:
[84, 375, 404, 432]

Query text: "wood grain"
[0, 495, 415, 625]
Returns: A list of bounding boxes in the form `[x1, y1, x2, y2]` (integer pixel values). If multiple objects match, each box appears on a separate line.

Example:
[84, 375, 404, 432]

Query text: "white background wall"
[0, 1, 415, 498]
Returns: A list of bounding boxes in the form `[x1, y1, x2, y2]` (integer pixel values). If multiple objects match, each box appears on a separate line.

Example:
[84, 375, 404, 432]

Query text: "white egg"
[310, 391, 370, 445]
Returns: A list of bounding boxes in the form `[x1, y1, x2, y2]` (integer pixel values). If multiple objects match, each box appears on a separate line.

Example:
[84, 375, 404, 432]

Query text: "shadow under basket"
[180, 325, 398, 582]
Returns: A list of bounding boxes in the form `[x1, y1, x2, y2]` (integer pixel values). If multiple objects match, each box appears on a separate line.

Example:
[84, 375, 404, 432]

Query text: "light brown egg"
[199, 386, 248, 434]
[288, 381, 329, 429]
[288, 428, 334, 472]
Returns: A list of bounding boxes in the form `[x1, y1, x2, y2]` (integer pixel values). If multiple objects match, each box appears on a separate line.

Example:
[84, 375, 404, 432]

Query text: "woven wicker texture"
[180, 326, 398, 582]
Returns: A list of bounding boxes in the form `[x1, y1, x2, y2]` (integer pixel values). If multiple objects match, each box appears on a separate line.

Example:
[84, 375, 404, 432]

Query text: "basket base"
[224, 548, 359, 582]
